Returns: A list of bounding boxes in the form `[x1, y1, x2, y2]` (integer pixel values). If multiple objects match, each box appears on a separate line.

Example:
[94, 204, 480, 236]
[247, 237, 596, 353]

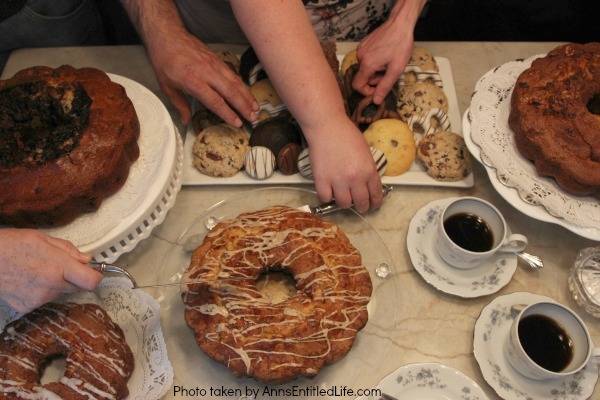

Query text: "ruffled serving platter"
[463, 55, 600, 240]
[183, 57, 473, 189]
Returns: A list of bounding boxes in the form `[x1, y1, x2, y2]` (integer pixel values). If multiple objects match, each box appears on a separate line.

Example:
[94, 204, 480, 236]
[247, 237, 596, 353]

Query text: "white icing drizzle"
[398, 64, 444, 89]
[182, 206, 372, 382]
[407, 107, 452, 134]
[0, 303, 132, 399]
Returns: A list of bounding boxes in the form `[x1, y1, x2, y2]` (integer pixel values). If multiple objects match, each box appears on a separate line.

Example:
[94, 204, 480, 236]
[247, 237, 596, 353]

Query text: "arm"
[231, 0, 383, 212]
[352, 0, 428, 104]
[120, 0, 258, 126]
[0, 229, 102, 313]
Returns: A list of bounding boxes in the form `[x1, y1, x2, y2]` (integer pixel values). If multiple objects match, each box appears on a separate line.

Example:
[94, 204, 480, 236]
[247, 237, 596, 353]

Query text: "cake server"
[183, 184, 394, 251]
[88, 261, 251, 289]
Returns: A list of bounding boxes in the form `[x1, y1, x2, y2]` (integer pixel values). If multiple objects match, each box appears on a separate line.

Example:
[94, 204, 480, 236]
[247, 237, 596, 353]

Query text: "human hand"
[352, 23, 414, 105]
[351, 0, 426, 104]
[306, 118, 383, 213]
[0, 229, 102, 313]
[146, 28, 258, 126]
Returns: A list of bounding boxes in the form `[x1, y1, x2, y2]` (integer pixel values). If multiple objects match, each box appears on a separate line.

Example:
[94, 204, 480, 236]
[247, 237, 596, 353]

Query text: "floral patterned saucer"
[355, 362, 489, 400]
[473, 292, 599, 400]
[407, 197, 518, 298]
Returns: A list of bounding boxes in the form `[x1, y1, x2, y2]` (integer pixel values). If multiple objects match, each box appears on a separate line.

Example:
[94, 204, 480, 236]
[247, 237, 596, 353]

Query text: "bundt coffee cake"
[0, 302, 134, 399]
[509, 43, 600, 198]
[0, 65, 140, 227]
[182, 206, 372, 384]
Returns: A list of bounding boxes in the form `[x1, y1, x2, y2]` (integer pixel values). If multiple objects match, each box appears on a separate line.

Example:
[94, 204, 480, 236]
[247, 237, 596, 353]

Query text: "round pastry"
[240, 46, 267, 85]
[409, 47, 439, 72]
[398, 65, 444, 91]
[249, 115, 302, 158]
[0, 65, 140, 228]
[0, 302, 134, 399]
[508, 42, 600, 198]
[181, 205, 373, 384]
[406, 107, 451, 134]
[363, 119, 416, 176]
[191, 101, 223, 134]
[297, 146, 387, 179]
[244, 146, 276, 180]
[417, 131, 472, 181]
[214, 50, 240, 74]
[276, 142, 302, 175]
[192, 123, 249, 177]
[341, 47, 358, 76]
[398, 81, 449, 122]
[249, 79, 286, 124]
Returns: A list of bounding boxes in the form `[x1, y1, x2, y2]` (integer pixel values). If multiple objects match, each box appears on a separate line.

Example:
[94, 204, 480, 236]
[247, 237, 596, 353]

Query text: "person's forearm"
[387, 0, 428, 34]
[120, 0, 187, 47]
[230, 0, 348, 137]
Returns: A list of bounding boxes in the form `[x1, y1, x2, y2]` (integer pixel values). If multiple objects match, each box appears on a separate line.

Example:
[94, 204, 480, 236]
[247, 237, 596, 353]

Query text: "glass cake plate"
[155, 187, 400, 399]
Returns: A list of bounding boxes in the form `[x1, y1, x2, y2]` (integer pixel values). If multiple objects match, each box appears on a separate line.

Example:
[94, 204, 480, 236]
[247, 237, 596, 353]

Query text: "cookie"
[398, 81, 449, 122]
[341, 48, 358, 76]
[409, 47, 439, 72]
[250, 79, 287, 124]
[416, 131, 472, 181]
[215, 50, 240, 74]
[406, 107, 451, 134]
[244, 146, 276, 180]
[363, 119, 416, 176]
[192, 123, 249, 177]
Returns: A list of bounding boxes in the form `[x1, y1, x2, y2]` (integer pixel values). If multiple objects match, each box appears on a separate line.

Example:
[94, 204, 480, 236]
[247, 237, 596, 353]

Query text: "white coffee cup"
[504, 301, 600, 380]
[436, 197, 528, 269]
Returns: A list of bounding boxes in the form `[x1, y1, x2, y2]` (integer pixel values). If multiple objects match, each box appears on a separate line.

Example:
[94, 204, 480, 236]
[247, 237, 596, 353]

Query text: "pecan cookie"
[417, 131, 472, 181]
[192, 124, 249, 177]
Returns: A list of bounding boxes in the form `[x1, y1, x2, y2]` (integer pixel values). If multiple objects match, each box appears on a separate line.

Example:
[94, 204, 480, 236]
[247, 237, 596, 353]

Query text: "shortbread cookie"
[363, 119, 415, 176]
[417, 131, 472, 181]
[192, 124, 249, 177]
[398, 81, 449, 122]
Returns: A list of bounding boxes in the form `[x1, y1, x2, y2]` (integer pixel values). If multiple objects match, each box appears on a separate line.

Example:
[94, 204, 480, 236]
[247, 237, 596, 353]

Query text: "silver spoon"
[515, 251, 544, 269]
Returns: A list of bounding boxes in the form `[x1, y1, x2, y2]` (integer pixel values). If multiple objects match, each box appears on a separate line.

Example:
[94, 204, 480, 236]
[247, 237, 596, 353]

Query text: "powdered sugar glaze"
[181, 206, 373, 384]
[0, 302, 133, 399]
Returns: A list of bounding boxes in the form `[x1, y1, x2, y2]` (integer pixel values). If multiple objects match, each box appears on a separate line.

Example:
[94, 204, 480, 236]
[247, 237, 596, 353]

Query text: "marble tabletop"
[3, 42, 599, 400]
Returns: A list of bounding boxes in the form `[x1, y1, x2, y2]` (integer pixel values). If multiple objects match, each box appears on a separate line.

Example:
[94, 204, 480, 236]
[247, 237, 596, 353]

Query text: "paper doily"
[469, 55, 600, 229]
[0, 278, 173, 400]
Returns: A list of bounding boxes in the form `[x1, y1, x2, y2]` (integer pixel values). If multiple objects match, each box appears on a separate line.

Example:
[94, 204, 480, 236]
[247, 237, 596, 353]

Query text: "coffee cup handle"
[498, 234, 528, 253]
[590, 348, 600, 364]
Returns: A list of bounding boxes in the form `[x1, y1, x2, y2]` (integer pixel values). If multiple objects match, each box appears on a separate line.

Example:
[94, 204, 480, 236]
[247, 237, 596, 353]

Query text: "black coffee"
[443, 212, 494, 252]
[518, 314, 574, 372]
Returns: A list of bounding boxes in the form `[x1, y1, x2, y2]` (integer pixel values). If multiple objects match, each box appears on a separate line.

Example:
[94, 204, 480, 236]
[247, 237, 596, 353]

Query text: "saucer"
[407, 197, 517, 298]
[373, 362, 490, 400]
[473, 292, 599, 400]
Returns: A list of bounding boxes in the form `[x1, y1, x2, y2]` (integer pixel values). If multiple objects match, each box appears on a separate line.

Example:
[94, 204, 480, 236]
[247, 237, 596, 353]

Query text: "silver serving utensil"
[183, 185, 394, 251]
[88, 261, 251, 289]
[516, 251, 544, 269]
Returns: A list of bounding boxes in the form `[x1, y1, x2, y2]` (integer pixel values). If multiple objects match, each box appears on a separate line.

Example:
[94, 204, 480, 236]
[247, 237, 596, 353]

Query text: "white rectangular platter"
[182, 56, 473, 188]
